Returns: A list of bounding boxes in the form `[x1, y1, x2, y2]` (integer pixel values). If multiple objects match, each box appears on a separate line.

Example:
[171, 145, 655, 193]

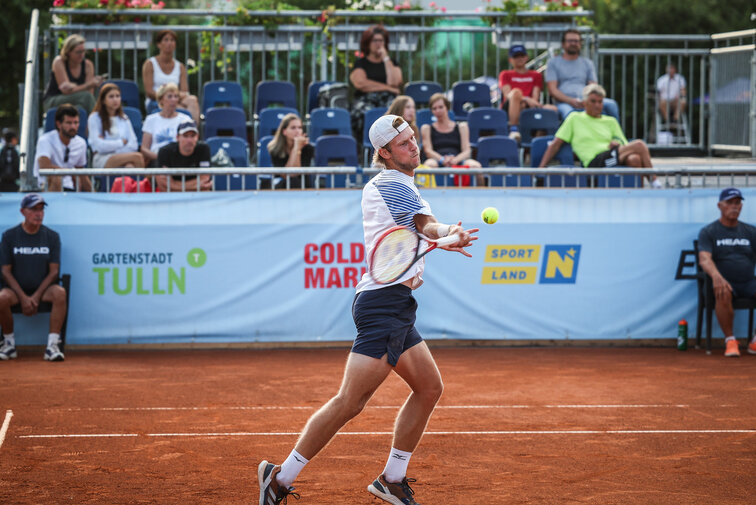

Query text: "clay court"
[1, 345, 755, 504]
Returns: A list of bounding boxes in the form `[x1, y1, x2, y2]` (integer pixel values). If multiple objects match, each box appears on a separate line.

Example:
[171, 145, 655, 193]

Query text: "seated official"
[157, 121, 212, 192]
[538, 84, 661, 188]
[0, 194, 66, 362]
[34, 104, 91, 192]
[266, 114, 314, 189]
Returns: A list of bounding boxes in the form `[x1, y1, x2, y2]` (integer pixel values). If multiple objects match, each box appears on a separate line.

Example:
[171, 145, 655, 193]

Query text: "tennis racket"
[368, 226, 461, 285]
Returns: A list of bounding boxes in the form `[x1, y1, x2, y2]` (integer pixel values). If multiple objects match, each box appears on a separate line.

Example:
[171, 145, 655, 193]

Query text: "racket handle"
[436, 233, 461, 247]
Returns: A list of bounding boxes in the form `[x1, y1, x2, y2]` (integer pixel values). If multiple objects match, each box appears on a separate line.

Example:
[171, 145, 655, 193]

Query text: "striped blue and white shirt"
[355, 168, 433, 293]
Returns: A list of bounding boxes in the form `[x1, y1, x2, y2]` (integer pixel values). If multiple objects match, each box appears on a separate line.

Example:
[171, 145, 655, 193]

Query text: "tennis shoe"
[747, 337, 756, 355]
[367, 474, 422, 505]
[0, 340, 17, 360]
[724, 339, 740, 358]
[258, 460, 299, 505]
[44, 342, 65, 362]
[508, 130, 521, 143]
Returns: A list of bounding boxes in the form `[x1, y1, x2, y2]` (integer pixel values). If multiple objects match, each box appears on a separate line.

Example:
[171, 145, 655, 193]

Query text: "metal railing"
[19, 9, 41, 191]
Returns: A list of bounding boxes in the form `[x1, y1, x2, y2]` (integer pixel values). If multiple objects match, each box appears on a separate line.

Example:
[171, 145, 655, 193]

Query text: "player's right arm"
[414, 214, 478, 256]
[698, 250, 732, 300]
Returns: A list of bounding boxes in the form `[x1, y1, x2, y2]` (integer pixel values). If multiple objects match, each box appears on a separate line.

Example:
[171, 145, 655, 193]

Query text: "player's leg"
[659, 98, 669, 122]
[104, 152, 145, 169]
[0, 288, 19, 360]
[617, 140, 652, 168]
[41, 284, 66, 361]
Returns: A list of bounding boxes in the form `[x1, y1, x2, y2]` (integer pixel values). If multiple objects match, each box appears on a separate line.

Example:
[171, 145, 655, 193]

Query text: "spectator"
[420, 94, 482, 186]
[141, 83, 192, 168]
[142, 30, 200, 123]
[42, 34, 103, 114]
[0, 194, 66, 362]
[266, 113, 313, 189]
[546, 29, 620, 121]
[698, 188, 756, 358]
[538, 84, 661, 187]
[499, 44, 558, 142]
[387, 95, 419, 143]
[88, 83, 144, 169]
[350, 25, 404, 141]
[157, 120, 212, 192]
[657, 63, 686, 124]
[34, 104, 90, 192]
[0, 128, 20, 193]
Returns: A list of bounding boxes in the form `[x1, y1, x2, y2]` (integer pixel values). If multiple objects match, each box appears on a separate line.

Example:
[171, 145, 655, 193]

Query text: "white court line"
[0, 410, 13, 449]
[60, 404, 691, 412]
[18, 429, 755, 439]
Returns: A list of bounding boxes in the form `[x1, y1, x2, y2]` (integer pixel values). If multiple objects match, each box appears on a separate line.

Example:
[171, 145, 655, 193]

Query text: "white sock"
[48, 333, 61, 347]
[383, 447, 412, 483]
[3, 333, 14, 346]
[277, 449, 309, 489]
[725, 336, 736, 342]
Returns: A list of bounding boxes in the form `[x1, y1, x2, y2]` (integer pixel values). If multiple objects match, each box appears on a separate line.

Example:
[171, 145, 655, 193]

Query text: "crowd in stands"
[1, 26, 673, 193]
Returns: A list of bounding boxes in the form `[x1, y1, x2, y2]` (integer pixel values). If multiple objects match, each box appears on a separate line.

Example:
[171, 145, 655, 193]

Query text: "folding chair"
[257, 107, 299, 139]
[530, 136, 584, 188]
[314, 135, 359, 188]
[362, 107, 387, 166]
[203, 107, 247, 140]
[122, 106, 143, 145]
[467, 107, 508, 149]
[255, 81, 297, 115]
[202, 81, 244, 115]
[44, 106, 88, 138]
[451, 81, 491, 120]
[105, 79, 141, 110]
[518, 108, 560, 148]
[692, 239, 756, 354]
[207, 136, 253, 190]
[476, 136, 525, 187]
[309, 107, 351, 141]
[404, 81, 443, 108]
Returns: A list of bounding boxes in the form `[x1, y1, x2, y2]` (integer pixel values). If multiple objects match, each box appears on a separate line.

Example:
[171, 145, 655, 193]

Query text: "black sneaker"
[258, 460, 299, 505]
[367, 474, 421, 505]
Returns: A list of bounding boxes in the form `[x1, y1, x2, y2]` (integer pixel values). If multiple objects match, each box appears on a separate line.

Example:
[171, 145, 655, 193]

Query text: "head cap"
[719, 187, 744, 202]
[509, 44, 527, 57]
[369, 114, 409, 150]
[21, 193, 47, 209]
[177, 121, 199, 136]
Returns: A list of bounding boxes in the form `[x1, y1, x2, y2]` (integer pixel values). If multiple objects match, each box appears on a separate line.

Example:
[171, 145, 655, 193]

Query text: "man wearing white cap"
[257, 115, 478, 505]
[0, 194, 66, 361]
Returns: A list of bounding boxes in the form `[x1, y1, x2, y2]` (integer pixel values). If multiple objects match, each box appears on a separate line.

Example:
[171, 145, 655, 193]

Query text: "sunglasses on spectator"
[64, 146, 69, 163]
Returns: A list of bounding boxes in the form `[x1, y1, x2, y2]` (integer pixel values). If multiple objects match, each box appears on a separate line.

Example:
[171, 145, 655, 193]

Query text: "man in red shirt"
[498, 44, 557, 142]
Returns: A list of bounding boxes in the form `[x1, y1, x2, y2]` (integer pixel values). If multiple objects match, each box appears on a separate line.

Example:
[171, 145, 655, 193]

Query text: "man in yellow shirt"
[539, 83, 661, 187]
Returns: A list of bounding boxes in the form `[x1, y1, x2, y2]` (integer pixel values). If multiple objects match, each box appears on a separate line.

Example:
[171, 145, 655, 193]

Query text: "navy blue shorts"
[730, 278, 756, 299]
[351, 284, 423, 367]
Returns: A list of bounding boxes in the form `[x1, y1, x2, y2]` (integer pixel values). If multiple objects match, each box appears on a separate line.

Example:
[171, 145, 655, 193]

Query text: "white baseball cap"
[369, 114, 409, 150]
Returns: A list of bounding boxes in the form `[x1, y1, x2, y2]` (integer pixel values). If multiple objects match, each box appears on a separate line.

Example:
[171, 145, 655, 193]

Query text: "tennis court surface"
[2, 346, 755, 504]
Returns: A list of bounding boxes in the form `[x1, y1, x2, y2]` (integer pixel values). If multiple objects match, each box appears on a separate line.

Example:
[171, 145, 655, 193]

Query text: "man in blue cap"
[0, 194, 66, 361]
[698, 188, 756, 357]
[498, 44, 557, 142]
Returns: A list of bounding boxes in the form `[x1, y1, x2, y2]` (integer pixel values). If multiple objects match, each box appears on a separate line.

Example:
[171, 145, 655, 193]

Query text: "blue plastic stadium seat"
[202, 81, 244, 115]
[416, 109, 455, 130]
[476, 135, 525, 187]
[122, 106, 143, 145]
[306, 81, 335, 115]
[104, 79, 141, 110]
[530, 136, 585, 187]
[309, 107, 351, 141]
[467, 107, 508, 149]
[258, 107, 299, 139]
[207, 136, 253, 190]
[404, 81, 443, 108]
[451, 81, 491, 120]
[314, 135, 359, 188]
[362, 107, 387, 166]
[203, 107, 247, 140]
[519, 108, 560, 147]
[44, 105, 88, 138]
[255, 81, 297, 115]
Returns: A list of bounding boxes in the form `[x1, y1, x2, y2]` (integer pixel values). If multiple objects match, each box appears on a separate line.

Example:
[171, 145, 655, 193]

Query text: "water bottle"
[677, 319, 688, 351]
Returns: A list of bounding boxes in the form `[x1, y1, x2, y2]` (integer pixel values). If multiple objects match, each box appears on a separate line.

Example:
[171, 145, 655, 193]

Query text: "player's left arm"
[414, 214, 478, 256]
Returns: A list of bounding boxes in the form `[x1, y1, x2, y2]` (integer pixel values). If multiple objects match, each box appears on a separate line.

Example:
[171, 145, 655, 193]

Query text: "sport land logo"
[481, 244, 581, 284]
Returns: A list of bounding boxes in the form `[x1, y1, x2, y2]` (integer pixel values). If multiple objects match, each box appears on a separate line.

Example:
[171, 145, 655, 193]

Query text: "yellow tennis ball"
[482, 207, 499, 224]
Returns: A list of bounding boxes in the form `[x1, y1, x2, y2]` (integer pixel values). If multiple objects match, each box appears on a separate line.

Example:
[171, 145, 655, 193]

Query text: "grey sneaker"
[258, 460, 299, 505]
[0, 340, 17, 360]
[508, 130, 522, 143]
[44, 342, 65, 362]
[367, 474, 421, 505]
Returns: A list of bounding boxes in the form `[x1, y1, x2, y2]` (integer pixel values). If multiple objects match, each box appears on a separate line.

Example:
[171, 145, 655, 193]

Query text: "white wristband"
[383, 56, 390, 62]
[436, 224, 451, 237]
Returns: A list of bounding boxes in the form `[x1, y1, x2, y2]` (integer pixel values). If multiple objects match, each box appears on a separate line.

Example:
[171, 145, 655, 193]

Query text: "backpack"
[0, 145, 19, 184]
[317, 83, 350, 109]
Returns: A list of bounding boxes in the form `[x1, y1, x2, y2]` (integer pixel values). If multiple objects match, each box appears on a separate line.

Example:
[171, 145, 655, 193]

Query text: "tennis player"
[258, 114, 478, 505]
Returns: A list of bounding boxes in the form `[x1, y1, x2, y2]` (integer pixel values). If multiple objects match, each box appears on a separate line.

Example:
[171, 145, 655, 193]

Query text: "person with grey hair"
[42, 34, 104, 114]
[256, 115, 478, 505]
[538, 84, 661, 187]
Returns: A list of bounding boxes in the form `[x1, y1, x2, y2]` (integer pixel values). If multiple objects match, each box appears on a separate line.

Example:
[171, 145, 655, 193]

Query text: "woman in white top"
[142, 29, 199, 123]
[140, 83, 192, 167]
[88, 83, 143, 168]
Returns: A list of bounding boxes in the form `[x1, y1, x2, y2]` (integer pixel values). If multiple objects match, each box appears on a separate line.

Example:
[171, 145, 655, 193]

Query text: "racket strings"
[371, 229, 418, 284]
